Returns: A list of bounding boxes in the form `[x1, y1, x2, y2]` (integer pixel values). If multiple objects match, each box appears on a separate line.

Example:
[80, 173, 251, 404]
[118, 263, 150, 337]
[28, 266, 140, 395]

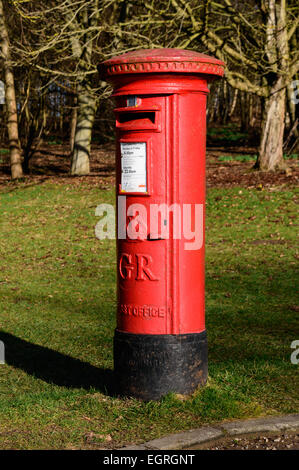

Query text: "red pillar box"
[101, 49, 224, 400]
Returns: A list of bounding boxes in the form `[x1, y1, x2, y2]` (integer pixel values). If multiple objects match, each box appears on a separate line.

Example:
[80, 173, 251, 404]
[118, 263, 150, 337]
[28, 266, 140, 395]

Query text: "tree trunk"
[255, 79, 286, 171]
[0, 0, 23, 179]
[286, 84, 298, 138]
[240, 92, 249, 132]
[70, 95, 77, 154]
[228, 88, 238, 118]
[70, 83, 96, 175]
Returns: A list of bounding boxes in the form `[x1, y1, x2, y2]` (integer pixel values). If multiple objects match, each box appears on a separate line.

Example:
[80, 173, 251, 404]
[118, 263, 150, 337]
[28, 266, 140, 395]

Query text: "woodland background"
[0, 0, 298, 179]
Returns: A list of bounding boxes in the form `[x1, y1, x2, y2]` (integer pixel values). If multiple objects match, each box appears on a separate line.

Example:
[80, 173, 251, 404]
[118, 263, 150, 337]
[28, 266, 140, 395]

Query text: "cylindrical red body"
[101, 49, 224, 400]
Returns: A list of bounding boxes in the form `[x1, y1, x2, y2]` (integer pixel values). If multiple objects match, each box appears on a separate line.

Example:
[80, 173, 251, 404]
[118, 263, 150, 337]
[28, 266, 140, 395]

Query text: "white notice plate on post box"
[121, 142, 147, 193]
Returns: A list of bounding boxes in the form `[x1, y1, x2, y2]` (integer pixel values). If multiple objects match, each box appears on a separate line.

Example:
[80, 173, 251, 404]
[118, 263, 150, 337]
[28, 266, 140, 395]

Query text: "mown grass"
[0, 181, 298, 449]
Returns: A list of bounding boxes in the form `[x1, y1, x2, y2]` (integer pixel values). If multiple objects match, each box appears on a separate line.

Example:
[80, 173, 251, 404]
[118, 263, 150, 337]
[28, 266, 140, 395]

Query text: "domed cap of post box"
[101, 48, 225, 79]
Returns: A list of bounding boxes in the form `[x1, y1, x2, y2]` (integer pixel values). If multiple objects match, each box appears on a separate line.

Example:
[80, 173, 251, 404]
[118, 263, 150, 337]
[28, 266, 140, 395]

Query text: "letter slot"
[115, 108, 160, 131]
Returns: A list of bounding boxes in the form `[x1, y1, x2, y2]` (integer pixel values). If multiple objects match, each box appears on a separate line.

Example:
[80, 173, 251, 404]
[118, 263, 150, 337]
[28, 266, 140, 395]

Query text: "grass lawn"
[0, 179, 298, 449]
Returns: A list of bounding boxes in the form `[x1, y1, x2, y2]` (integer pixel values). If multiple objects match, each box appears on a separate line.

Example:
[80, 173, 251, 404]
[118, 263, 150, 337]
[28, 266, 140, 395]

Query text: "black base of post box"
[113, 330, 208, 401]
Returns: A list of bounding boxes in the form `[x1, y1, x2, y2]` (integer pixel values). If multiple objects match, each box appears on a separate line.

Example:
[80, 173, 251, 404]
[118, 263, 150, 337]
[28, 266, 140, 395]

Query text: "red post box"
[101, 49, 224, 400]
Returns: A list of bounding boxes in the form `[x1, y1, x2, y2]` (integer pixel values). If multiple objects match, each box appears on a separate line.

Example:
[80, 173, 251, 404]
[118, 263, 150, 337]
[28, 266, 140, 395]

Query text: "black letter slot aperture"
[118, 111, 155, 124]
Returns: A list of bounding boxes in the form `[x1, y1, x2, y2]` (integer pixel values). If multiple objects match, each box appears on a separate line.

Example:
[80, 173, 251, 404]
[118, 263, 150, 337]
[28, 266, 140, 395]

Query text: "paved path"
[121, 414, 299, 450]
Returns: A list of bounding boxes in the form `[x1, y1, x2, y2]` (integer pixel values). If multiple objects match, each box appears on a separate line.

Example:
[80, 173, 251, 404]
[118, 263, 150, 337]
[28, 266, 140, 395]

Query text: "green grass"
[207, 126, 248, 142]
[0, 181, 298, 449]
[218, 154, 256, 162]
[47, 139, 63, 145]
[218, 153, 298, 163]
[0, 149, 9, 163]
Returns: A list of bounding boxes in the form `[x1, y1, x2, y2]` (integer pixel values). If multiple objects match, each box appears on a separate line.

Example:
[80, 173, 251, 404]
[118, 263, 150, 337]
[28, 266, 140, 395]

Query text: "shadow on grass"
[1, 331, 115, 396]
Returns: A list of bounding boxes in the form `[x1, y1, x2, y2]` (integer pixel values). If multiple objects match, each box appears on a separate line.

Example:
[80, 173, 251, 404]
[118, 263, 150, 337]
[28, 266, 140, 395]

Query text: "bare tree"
[10, 0, 160, 175]
[10, 0, 102, 175]
[135, 0, 299, 171]
[66, 0, 100, 175]
[10, 0, 128, 175]
[0, 0, 23, 179]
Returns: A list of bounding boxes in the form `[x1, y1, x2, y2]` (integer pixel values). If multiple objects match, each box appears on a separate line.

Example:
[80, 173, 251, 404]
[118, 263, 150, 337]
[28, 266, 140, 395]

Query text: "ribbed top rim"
[101, 48, 225, 78]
